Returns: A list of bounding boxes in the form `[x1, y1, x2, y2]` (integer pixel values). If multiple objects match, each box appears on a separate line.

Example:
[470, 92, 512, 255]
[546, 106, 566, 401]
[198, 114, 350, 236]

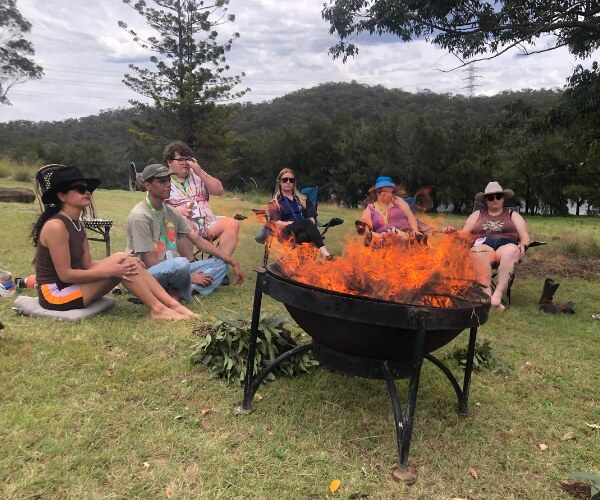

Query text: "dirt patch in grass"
[519, 251, 600, 280]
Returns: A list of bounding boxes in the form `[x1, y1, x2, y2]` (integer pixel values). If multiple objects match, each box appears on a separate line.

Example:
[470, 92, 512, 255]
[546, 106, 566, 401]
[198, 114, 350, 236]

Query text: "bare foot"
[150, 310, 187, 320]
[150, 305, 188, 320]
[490, 293, 505, 311]
[191, 271, 212, 287]
[174, 304, 200, 318]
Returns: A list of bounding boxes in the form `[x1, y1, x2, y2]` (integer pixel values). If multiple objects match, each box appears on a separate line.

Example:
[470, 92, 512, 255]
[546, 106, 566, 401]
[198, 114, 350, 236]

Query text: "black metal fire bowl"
[237, 265, 491, 484]
[262, 263, 489, 362]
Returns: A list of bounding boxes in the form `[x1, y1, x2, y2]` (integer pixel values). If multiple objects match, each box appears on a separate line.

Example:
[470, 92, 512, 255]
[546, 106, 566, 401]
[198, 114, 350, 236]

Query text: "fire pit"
[237, 263, 490, 483]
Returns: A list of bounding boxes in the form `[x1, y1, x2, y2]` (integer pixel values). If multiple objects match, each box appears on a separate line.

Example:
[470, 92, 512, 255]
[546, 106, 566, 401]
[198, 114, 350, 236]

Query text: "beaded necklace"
[59, 211, 82, 232]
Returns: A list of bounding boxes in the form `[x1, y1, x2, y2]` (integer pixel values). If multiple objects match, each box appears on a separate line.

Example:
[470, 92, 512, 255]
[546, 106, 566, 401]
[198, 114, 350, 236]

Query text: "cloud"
[1, 0, 598, 122]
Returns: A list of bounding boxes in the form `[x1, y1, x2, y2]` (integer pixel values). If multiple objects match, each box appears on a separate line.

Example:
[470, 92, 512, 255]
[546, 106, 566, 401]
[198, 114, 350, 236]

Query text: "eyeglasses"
[68, 185, 92, 195]
[172, 157, 192, 165]
[485, 193, 504, 201]
[280, 177, 295, 184]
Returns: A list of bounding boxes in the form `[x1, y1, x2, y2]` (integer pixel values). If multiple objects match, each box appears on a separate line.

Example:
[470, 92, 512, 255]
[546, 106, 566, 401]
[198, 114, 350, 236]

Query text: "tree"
[322, 1, 600, 63]
[119, 0, 248, 151]
[0, 0, 43, 105]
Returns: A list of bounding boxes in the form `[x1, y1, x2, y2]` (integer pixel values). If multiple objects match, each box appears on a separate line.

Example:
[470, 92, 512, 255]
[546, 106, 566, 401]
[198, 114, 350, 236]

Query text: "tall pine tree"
[119, 0, 248, 155]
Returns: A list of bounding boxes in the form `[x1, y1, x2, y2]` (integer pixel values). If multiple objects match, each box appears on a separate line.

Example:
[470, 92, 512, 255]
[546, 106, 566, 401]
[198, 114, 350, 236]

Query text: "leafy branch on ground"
[565, 471, 600, 499]
[447, 340, 510, 375]
[190, 309, 318, 384]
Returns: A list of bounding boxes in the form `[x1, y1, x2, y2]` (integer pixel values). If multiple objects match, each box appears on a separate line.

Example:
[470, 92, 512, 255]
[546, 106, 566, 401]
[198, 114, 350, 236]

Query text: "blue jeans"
[148, 257, 228, 301]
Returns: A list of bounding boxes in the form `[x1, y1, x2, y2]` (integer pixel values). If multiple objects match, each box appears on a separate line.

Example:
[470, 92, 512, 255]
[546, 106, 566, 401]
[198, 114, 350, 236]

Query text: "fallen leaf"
[165, 484, 174, 498]
[174, 415, 183, 421]
[267, 429, 274, 436]
[560, 431, 576, 441]
[329, 479, 341, 494]
[539, 443, 548, 451]
[469, 467, 478, 480]
[143, 461, 150, 469]
[585, 422, 600, 430]
[200, 408, 213, 416]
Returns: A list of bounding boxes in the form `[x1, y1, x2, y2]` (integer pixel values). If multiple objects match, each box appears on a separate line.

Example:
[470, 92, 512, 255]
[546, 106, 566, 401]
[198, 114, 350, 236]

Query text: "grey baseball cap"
[142, 164, 175, 182]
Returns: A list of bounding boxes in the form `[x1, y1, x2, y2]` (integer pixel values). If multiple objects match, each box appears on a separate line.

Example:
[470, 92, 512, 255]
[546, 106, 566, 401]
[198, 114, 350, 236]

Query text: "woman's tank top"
[35, 214, 86, 286]
[472, 208, 519, 242]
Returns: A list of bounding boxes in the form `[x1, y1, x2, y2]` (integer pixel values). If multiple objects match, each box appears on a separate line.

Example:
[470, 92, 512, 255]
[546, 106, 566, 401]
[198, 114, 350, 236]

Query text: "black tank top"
[35, 213, 86, 286]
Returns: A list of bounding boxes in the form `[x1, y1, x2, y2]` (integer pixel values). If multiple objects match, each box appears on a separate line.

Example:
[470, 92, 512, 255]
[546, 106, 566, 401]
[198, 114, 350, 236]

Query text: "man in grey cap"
[125, 164, 243, 301]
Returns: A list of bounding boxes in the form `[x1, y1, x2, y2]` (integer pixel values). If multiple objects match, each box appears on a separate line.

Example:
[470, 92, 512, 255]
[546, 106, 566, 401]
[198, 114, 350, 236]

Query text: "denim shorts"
[473, 237, 518, 251]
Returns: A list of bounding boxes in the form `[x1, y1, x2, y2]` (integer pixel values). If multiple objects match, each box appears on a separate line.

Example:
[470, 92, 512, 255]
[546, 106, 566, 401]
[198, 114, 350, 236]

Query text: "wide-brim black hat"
[39, 165, 101, 204]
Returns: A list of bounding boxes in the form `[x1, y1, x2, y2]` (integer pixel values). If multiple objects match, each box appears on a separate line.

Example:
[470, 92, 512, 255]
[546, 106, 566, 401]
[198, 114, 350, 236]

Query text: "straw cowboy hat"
[474, 181, 514, 203]
[39, 166, 101, 204]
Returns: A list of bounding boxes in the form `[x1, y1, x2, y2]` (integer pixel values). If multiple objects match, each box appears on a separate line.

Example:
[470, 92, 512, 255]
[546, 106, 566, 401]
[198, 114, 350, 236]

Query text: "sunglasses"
[280, 177, 295, 184]
[173, 157, 193, 165]
[485, 193, 504, 201]
[68, 185, 93, 195]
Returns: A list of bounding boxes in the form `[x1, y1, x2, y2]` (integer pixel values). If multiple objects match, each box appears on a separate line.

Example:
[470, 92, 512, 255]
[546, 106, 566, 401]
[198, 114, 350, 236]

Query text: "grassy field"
[0, 178, 599, 499]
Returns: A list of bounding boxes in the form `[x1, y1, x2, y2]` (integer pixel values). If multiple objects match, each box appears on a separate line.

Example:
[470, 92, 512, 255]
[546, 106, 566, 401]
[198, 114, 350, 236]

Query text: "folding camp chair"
[34, 164, 113, 257]
[299, 186, 344, 237]
[255, 185, 344, 265]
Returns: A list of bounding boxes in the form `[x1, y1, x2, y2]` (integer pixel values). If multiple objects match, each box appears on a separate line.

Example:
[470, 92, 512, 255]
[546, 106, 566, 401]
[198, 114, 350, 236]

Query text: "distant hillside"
[230, 82, 562, 134]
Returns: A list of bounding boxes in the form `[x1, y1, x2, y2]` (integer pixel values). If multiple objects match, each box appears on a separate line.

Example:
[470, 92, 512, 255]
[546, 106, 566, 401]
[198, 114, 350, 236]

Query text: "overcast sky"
[2, 0, 598, 123]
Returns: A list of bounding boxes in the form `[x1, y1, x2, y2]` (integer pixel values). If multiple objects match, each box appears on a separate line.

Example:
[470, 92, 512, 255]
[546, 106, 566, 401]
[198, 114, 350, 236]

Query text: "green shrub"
[14, 169, 32, 183]
[447, 340, 510, 374]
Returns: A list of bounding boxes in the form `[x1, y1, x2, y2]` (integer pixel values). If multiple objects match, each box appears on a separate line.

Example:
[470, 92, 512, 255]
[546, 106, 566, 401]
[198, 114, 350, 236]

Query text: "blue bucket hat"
[372, 176, 396, 191]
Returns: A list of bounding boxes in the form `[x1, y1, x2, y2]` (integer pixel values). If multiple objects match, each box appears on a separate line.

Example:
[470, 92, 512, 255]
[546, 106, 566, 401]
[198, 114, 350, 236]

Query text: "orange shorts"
[38, 282, 85, 311]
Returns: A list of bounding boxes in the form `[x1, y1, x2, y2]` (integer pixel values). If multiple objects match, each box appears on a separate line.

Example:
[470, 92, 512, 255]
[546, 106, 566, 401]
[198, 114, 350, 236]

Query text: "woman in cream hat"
[456, 181, 530, 310]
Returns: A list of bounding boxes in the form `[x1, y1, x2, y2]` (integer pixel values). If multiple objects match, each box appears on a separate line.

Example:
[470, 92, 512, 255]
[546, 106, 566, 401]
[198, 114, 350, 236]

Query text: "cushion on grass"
[13, 295, 116, 321]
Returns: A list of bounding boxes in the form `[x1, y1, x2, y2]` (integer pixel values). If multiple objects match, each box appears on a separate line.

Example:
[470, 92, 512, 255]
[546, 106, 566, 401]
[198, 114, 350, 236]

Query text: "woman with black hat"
[32, 166, 197, 320]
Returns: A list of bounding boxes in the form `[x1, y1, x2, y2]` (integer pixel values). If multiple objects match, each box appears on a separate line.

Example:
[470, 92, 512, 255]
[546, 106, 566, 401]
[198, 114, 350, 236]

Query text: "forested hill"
[230, 82, 561, 134]
[0, 82, 567, 211]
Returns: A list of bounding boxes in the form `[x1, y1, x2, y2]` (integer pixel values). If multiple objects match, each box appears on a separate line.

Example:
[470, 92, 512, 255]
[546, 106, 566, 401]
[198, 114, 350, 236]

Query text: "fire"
[267, 219, 486, 308]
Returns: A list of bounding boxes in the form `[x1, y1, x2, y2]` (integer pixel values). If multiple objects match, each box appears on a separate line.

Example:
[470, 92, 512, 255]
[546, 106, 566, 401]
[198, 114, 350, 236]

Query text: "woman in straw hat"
[455, 181, 531, 310]
[32, 166, 198, 320]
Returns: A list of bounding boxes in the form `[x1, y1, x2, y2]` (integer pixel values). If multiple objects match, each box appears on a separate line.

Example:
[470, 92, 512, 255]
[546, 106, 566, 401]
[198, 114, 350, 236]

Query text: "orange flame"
[267, 219, 484, 308]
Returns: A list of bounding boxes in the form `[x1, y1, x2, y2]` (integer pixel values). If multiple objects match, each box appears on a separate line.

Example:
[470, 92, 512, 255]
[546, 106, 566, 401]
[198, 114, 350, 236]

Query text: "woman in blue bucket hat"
[356, 176, 420, 245]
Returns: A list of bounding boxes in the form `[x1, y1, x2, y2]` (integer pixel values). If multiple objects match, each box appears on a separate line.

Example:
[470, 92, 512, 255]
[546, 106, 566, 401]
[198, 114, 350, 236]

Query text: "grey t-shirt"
[126, 200, 190, 261]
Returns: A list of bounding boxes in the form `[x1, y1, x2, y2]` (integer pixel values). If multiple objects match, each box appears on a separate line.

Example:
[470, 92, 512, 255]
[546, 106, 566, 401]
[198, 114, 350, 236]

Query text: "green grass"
[1, 180, 599, 499]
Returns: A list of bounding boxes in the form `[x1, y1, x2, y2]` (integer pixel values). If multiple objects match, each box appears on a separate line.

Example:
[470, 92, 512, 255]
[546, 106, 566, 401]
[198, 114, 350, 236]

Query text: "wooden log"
[0, 187, 35, 203]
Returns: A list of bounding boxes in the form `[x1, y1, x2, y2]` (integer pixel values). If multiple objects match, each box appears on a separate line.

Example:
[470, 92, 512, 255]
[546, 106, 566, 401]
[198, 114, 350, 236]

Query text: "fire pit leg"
[386, 315, 427, 485]
[423, 325, 479, 416]
[240, 271, 266, 412]
[460, 325, 478, 416]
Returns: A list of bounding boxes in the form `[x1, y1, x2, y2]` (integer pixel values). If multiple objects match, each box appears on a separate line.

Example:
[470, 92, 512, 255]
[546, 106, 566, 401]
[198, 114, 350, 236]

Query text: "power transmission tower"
[463, 65, 482, 97]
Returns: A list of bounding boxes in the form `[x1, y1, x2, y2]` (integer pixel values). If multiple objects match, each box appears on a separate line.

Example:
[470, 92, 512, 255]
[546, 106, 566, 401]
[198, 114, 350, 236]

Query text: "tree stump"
[0, 187, 35, 203]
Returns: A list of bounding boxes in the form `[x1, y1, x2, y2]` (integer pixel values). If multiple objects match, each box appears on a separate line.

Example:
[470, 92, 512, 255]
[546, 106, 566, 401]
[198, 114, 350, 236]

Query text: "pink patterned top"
[165, 170, 220, 237]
